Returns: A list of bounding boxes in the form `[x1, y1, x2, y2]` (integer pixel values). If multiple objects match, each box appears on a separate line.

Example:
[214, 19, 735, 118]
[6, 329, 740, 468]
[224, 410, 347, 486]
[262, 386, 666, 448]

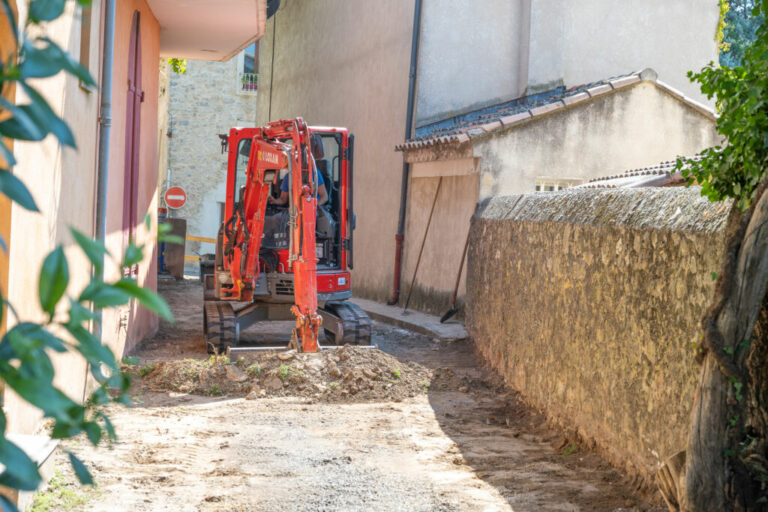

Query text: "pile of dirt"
[129, 346, 464, 403]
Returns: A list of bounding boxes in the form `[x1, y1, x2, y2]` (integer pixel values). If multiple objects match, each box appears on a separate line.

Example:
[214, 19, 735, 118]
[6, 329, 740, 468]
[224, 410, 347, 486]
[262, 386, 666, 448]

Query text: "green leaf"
[122, 243, 144, 268]
[4, 322, 67, 354]
[64, 323, 117, 371]
[0, 495, 20, 512]
[38, 246, 69, 316]
[20, 38, 96, 86]
[83, 421, 101, 445]
[0, 439, 41, 491]
[0, 98, 39, 155]
[113, 279, 173, 321]
[98, 412, 116, 441]
[66, 298, 97, 328]
[144, 213, 151, 231]
[69, 227, 108, 275]
[28, 0, 66, 23]
[0, 104, 48, 141]
[78, 282, 131, 308]
[19, 83, 76, 148]
[0, 168, 38, 211]
[67, 452, 93, 485]
[0, 139, 16, 168]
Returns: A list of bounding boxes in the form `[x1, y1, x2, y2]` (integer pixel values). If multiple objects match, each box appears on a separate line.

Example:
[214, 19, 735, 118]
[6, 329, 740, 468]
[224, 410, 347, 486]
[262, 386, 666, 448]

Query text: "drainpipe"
[387, 0, 423, 305]
[93, 0, 116, 344]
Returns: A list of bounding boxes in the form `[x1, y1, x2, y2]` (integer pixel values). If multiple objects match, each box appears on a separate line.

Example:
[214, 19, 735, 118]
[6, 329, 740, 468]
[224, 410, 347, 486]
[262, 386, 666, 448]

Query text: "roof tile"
[530, 101, 564, 117]
[499, 111, 533, 126]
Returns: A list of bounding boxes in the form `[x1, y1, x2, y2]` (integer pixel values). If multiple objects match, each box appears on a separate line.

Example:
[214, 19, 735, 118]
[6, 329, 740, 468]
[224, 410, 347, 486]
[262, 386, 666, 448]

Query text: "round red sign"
[164, 186, 187, 209]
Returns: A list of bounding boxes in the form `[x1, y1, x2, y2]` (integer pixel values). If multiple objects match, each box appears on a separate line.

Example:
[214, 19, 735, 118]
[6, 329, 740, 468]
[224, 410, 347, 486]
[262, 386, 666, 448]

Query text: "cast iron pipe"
[388, 0, 423, 305]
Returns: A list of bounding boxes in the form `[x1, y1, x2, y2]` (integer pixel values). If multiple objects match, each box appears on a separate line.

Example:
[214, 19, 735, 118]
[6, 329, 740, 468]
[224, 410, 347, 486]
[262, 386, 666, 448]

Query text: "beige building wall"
[7, 0, 104, 434]
[6, 0, 161, 434]
[161, 57, 259, 270]
[415, 0, 530, 125]
[473, 82, 721, 199]
[527, 0, 719, 105]
[401, 172, 478, 315]
[256, 0, 415, 302]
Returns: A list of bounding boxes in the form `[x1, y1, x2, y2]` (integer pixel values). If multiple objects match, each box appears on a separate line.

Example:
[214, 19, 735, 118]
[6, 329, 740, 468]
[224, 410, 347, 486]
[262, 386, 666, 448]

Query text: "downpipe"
[388, 0, 422, 305]
[94, 0, 116, 343]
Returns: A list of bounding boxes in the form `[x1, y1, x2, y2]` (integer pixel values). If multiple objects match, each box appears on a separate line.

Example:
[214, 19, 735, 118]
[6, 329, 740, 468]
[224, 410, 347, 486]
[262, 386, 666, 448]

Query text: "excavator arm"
[222, 118, 322, 352]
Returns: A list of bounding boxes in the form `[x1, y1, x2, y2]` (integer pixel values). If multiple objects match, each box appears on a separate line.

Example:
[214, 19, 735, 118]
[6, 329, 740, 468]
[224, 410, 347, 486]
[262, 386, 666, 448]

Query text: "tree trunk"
[682, 180, 768, 511]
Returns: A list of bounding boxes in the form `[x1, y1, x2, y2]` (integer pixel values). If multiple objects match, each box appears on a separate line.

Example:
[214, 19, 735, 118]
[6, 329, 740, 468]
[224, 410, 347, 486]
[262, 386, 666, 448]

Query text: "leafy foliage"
[0, 0, 174, 506]
[720, 0, 765, 67]
[677, 0, 768, 210]
[167, 58, 186, 75]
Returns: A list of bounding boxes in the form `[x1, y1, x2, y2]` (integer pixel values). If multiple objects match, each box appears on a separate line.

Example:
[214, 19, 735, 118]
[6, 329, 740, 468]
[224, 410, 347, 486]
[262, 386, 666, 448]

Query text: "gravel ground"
[37, 279, 664, 512]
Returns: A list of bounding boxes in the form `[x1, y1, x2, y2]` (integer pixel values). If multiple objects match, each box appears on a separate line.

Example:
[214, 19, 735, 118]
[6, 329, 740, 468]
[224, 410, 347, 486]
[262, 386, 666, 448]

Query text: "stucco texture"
[162, 57, 258, 268]
[466, 188, 730, 482]
[5, 0, 161, 434]
[102, 0, 161, 356]
[527, 0, 719, 106]
[415, 0, 529, 125]
[256, 0, 414, 303]
[473, 82, 720, 199]
[401, 173, 478, 315]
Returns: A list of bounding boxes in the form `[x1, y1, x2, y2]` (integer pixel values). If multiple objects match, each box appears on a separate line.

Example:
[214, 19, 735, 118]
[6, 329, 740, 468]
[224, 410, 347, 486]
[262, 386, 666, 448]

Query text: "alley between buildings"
[41, 280, 663, 511]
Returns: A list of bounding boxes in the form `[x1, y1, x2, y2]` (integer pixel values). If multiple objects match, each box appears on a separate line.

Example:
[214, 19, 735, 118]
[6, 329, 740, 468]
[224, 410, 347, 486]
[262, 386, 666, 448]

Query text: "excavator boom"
[223, 118, 322, 352]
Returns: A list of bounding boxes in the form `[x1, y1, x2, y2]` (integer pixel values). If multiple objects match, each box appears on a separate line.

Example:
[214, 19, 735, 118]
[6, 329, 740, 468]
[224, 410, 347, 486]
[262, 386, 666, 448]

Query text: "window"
[535, 177, 583, 192]
[236, 42, 259, 95]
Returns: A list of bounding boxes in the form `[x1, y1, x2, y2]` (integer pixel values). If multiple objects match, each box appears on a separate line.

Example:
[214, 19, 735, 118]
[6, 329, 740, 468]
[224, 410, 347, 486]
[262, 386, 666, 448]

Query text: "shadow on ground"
[127, 278, 664, 511]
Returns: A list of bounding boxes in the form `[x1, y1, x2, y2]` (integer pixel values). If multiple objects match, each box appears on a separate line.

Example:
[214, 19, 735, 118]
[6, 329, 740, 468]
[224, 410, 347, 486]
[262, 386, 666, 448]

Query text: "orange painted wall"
[102, 0, 161, 358]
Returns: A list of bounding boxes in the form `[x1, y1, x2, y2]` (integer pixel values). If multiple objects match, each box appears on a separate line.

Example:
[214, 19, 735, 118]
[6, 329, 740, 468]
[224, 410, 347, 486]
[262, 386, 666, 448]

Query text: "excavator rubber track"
[204, 301, 237, 354]
[322, 302, 372, 346]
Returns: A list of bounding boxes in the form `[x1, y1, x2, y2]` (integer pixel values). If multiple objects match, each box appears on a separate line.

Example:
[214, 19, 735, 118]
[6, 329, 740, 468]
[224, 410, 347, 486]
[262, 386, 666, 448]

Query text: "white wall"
[473, 83, 721, 199]
[415, 0, 530, 124]
[528, 0, 719, 105]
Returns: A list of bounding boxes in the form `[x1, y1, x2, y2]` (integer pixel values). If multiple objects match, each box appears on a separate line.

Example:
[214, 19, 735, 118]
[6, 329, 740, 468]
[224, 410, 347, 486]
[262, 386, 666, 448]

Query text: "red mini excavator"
[202, 118, 371, 353]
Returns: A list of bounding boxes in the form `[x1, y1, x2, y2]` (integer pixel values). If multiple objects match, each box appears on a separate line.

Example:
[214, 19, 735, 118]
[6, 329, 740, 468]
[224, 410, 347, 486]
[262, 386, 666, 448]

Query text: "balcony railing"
[238, 73, 258, 95]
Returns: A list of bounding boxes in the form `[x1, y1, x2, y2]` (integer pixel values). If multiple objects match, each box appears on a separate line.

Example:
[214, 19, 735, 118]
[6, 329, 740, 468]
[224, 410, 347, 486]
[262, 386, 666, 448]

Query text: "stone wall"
[466, 188, 730, 483]
[163, 57, 258, 270]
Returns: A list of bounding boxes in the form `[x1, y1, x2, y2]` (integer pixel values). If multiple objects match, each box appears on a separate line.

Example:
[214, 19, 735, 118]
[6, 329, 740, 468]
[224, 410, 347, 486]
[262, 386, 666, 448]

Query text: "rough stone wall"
[163, 57, 258, 270]
[467, 188, 730, 483]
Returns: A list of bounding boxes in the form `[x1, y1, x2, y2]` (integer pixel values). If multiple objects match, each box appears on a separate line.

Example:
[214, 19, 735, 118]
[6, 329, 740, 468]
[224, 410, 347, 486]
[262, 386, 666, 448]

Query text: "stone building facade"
[159, 47, 260, 271]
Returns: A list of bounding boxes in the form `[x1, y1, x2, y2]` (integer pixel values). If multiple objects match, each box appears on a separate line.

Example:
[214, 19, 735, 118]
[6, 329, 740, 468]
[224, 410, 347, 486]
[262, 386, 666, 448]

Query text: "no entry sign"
[165, 186, 187, 209]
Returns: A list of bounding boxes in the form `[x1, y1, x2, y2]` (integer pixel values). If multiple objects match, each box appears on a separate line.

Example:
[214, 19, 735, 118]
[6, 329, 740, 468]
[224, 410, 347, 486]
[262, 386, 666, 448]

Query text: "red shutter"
[122, 11, 142, 276]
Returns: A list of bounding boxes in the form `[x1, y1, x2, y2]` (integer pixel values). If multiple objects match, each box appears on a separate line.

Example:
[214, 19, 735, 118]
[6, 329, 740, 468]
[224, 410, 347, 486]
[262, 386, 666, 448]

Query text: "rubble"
[134, 346, 460, 403]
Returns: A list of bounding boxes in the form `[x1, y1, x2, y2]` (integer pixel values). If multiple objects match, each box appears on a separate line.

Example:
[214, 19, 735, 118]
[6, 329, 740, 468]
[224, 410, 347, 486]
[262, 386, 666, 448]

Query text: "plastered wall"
[256, 0, 414, 303]
[467, 189, 729, 483]
[6, 0, 160, 434]
[415, 0, 530, 125]
[473, 82, 721, 199]
[527, 0, 719, 105]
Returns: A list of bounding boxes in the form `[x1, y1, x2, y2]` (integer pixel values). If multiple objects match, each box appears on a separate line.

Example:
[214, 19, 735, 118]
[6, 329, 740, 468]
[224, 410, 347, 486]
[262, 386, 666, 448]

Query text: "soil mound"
[131, 346, 448, 402]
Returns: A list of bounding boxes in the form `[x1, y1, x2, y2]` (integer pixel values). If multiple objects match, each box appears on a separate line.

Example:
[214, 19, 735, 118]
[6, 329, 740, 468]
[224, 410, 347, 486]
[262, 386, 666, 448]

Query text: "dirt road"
[39, 280, 663, 511]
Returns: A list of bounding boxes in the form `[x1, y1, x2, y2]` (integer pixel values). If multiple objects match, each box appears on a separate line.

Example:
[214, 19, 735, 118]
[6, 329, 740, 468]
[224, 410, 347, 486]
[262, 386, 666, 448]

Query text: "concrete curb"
[351, 298, 468, 342]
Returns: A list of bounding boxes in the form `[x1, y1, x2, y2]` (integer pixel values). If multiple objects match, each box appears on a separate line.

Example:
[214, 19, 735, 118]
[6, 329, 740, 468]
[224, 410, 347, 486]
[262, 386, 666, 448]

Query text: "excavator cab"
[203, 121, 370, 354]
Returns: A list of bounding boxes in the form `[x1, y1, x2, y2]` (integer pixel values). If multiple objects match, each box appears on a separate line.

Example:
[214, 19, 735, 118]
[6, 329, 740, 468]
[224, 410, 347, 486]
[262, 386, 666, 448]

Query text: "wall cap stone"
[477, 188, 730, 234]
